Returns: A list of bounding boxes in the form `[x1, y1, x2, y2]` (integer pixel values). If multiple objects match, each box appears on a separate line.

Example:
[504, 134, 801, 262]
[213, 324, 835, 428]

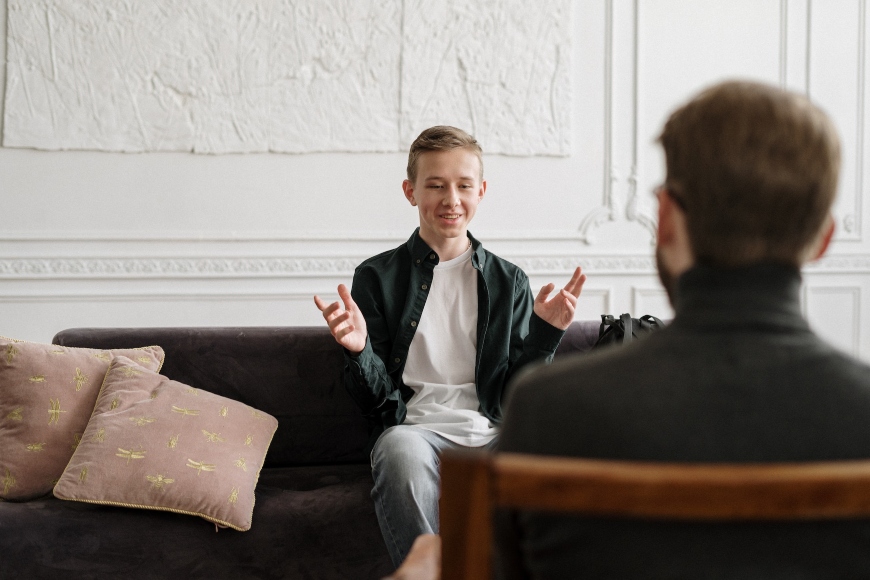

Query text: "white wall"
[1, 0, 869, 362]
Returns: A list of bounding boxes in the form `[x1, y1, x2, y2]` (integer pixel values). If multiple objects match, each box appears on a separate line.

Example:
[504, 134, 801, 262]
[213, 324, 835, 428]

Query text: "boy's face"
[402, 148, 486, 248]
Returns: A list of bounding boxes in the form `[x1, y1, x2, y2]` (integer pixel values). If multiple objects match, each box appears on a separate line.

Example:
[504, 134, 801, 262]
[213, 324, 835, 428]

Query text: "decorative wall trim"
[2, 253, 870, 280]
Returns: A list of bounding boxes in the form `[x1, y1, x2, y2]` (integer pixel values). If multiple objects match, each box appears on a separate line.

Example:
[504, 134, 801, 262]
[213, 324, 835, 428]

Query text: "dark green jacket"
[344, 229, 565, 444]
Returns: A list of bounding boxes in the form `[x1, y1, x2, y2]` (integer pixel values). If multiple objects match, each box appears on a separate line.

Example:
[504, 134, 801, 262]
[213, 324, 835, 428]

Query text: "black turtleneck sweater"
[496, 263, 870, 579]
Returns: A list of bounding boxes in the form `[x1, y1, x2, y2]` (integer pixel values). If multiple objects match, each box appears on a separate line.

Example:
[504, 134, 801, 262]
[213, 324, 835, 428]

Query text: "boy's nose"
[443, 187, 460, 206]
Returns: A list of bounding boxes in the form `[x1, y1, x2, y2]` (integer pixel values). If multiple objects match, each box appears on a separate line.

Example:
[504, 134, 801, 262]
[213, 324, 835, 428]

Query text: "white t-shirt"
[401, 245, 499, 447]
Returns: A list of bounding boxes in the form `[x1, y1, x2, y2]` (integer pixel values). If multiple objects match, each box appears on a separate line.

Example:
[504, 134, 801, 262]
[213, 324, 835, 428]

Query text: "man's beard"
[656, 246, 677, 307]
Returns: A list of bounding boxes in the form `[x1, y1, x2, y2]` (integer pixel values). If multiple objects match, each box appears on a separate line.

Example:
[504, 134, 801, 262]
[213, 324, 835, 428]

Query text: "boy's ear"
[402, 180, 417, 206]
[809, 213, 836, 262]
[479, 180, 487, 201]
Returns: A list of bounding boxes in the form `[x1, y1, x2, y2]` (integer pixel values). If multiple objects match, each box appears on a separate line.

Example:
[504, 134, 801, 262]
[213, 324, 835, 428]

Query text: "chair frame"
[439, 450, 870, 580]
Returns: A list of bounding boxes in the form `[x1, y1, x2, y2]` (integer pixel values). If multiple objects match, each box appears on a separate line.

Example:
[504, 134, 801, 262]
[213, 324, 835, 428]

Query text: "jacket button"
[429, 254, 436, 260]
[416, 259, 421, 264]
[421, 284, 428, 290]
[394, 357, 401, 363]
[410, 321, 417, 327]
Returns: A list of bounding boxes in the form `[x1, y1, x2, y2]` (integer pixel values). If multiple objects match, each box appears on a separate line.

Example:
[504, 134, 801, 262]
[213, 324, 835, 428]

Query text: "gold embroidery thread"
[73, 368, 88, 391]
[91, 428, 106, 442]
[79, 467, 88, 483]
[202, 430, 225, 443]
[50, 348, 66, 355]
[129, 416, 156, 427]
[7, 407, 23, 421]
[250, 410, 266, 421]
[5, 344, 19, 363]
[228, 487, 239, 504]
[244, 435, 253, 446]
[120, 366, 142, 378]
[146, 474, 175, 490]
[172, 406, 200, 417]
[2, 469, 15, 495]
[136, 356, 152, 363]
[29, 375, 46, 384]
[93, 352, 110, 361]
[71, 433, 82, 451]
[168, 434, 180, 449]
[234, 457, 247, 472]
[116, 448, 146, 464]
[219, 406, 228, 417]
[48, 398, 65, 425]
[25, 442, 46, 452]
[186, 460, 216, 475]
[110, 398, 119, 410]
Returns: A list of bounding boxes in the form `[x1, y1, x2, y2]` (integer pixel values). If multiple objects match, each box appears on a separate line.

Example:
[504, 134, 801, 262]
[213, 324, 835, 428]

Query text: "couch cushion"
[0, 337, 164, 501]
[54, 356, 278, 531]
[53, 327, 371, 467]
[1, 464, 393, 580]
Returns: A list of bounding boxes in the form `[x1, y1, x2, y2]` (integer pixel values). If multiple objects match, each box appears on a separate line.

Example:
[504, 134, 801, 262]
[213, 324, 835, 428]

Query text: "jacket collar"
[670, 262, 809, 332]
[406, 228, 487, 269]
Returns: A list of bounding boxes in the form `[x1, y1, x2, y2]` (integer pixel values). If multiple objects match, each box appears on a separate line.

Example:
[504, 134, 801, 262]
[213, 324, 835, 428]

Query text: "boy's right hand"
[313, 284, 368, 355]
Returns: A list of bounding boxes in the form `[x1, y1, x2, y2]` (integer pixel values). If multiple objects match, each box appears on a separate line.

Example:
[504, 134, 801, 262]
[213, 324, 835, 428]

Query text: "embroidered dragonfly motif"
[228, 487, 239, 504]
[186, 388, 199, 396]
[202, 430, 225, 443]
[136, 356, 152, 364]
[71, 433, 82, 451]
[146, 474, 175, 490]
[186, 460, 216, 475]
[50, 349, 66, 355]
[48, 398, 65, 425]
[93, 352, 110, 361]
[129, 416, 156, 427]
[168, 434, 180, 449]
[244, 435, 253, 446]
[91, 428, 106, 442]
[30, 375, 46, 384]
[5, 344, 19, 363]
[25, 442, 46, 452]
[3, 469, 16, 495]
[110, 398, 119, 410]
[7, 407, 23, 421]
[120, 366, 142, 378]
[219, 406, 228, 417]
[73, 368, 88, 391]
[79, 467, 88, 483]
[234, 457, 247, 472]
[116, 448, 146, 464]
[172, 406, 200, 417]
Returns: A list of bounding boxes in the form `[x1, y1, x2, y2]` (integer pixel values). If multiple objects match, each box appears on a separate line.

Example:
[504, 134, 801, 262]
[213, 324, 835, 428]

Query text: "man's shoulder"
[355, 243, 409, 272]
[480, 249, 526, 281]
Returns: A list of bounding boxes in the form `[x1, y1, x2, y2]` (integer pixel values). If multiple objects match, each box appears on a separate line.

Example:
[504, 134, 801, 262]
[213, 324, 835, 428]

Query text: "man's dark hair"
[658, 80, 841, 267]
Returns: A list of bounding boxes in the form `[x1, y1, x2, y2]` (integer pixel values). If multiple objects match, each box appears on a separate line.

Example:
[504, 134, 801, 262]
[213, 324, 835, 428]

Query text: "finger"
[335, 324, 356, 341]
[313, 295, 328, 312]
[326, 310, 351, 333]
[536, 282, 555, 303]
[560, 288, 578, 307]
[564, 267, 585, 296]
[337, 284, 357, 312]
[320, 301, 342, 322]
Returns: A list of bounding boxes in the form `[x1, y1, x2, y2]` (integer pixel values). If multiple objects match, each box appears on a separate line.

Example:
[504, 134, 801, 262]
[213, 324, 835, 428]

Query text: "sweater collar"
[670, 262, 809, 332]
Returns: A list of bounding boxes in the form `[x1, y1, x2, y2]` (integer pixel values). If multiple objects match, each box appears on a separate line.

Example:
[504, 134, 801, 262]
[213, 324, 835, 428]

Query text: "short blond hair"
[406, 126, 483, 184]
[659, 81, 841, 267]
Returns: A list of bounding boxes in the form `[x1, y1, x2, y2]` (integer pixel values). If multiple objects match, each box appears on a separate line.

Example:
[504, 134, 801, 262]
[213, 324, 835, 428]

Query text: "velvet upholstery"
[0, 322, 599, 579]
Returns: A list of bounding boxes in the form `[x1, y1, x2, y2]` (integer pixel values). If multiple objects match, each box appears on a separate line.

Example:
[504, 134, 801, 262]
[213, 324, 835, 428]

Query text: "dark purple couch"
[0, 322, 599, 579]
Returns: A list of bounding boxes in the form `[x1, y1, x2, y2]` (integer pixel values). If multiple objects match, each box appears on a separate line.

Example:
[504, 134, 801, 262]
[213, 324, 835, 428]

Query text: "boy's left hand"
[534, 266, 586, 330]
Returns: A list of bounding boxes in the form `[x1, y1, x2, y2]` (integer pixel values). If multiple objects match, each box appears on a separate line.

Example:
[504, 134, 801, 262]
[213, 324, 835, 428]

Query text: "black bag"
[593, 313, 664, 349]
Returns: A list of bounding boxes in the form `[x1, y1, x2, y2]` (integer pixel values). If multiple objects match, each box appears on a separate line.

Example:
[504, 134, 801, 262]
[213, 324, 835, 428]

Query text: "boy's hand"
[533, 266, 586, 330]
[314, 284, 368, 354]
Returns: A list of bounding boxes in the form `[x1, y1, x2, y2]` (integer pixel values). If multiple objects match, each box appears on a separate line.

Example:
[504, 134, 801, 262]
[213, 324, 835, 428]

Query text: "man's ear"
[478, 179, 487, 202]
[657, 189, 677, 245]
[810, 214, 836, 261]
[402, 180, 416, 206]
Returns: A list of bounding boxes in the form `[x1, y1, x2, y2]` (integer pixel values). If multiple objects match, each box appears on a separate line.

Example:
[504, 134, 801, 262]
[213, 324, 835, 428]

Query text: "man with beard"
[495, 80, 870, 579]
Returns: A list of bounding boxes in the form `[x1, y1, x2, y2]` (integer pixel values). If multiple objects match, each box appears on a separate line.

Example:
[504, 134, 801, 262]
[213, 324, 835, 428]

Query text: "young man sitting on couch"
[314, 125, 585, 568]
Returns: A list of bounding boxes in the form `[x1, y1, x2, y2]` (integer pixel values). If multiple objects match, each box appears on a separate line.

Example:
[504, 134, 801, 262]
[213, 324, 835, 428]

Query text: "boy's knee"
[373, 426, 435, 471]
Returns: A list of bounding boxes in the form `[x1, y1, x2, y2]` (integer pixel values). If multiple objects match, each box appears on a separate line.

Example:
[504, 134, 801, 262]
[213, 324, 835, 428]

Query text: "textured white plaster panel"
[3, 0, 571, 155]
[400, 0, 571, 155]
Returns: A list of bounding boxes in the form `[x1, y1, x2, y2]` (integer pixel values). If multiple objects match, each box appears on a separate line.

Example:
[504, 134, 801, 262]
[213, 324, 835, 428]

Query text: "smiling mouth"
[440, 214, 462, 219]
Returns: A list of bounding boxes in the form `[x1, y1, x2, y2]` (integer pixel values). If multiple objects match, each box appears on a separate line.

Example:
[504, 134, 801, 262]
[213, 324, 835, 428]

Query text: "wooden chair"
[439, 450, 870, 580]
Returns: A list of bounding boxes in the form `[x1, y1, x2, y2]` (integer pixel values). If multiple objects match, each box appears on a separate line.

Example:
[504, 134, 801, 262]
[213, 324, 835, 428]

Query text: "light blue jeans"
[370, 424, 499, 567]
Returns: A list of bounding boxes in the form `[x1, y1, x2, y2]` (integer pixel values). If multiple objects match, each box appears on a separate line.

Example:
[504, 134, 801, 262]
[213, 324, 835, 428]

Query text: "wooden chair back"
[439, 450, 870, 580]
